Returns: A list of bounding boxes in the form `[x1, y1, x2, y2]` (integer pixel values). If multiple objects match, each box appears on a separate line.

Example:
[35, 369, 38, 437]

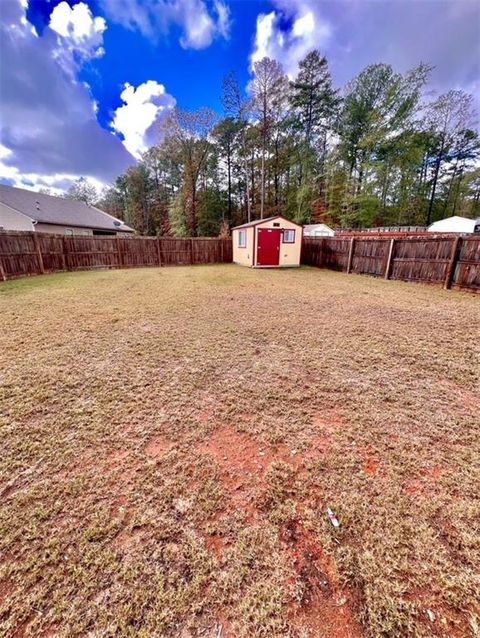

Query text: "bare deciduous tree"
[222, 71, 253, 221]
[424, 90, 477, 224]
[250, 57, 287, 218]
[161, 107, 217, 235]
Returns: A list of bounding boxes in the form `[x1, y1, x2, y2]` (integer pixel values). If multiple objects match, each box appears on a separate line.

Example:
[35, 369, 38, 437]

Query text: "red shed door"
[257, 228, 280, 266]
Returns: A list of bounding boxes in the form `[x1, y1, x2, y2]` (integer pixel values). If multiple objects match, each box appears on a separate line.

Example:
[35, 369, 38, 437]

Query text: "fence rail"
[1, 231, 478, 293]
[302, 236, 480, 292]
[0, 232, 232, 280]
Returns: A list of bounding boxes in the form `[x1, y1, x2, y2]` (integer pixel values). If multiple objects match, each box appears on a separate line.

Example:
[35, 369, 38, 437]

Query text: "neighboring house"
[0, 184, 134, 235]
[428, 215, 480, 234]
[303, 223, 334, 237]
[232, 215, 302, 268]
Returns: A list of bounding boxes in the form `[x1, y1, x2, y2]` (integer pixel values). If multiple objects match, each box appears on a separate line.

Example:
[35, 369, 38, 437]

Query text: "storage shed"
[303, 223, 334, 237]
[427, 215, 480, 234]
[232, 216, 302, 267]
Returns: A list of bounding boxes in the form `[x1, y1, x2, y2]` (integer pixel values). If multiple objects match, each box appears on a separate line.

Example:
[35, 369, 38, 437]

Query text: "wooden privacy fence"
[2, 230, 479, 293]
[0, 232, 232, 281]
[302, 235, 480, 292]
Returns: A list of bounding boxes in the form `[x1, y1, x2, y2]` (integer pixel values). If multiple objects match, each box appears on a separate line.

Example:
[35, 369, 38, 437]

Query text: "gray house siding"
[0, 203, 35, 231]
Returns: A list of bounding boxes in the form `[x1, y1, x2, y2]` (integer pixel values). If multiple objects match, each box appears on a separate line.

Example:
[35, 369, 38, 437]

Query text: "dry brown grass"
[0, 265, 479, 638]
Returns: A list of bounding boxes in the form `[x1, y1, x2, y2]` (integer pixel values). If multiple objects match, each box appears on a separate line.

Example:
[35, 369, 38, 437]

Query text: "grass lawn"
[0, 265, 479, 638]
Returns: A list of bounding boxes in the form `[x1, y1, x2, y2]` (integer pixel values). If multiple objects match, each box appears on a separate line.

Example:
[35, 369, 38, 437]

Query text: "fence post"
[0, 256, 6, 281]
[384, 238, 395, 280]
[117, 236, 124, 268]
[156, 237, 162, 266]
[190, 238, 194, 265]
[32, 232, 45, 274]
[319, 238, 325, 267]
[61, 236, 69, 271]
[444, 236, 461, 290]
[346, 237, 355, 274]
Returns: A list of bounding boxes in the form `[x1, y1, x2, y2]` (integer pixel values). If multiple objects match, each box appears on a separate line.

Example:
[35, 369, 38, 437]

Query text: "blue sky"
[1, 0, 479, 192]
[25, 0, 263, 117]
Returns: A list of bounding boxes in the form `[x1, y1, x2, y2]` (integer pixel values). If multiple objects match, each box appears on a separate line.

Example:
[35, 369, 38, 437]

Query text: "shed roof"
[0, 184, 134, 233]
[232, 215, 303, 230]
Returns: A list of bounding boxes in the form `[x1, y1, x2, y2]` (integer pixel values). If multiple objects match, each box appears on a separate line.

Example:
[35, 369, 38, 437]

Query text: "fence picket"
[302, 236, 479, 293]
[384, 238, 395, 279]
[346, 237, 355, 274]
[0, 232, 232, 280]
[1, 231, 478, 293]
[444, 236, 461, 290]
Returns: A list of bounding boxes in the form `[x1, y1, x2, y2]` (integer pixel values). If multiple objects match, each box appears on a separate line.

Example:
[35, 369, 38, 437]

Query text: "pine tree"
[290, 50, 339, 147]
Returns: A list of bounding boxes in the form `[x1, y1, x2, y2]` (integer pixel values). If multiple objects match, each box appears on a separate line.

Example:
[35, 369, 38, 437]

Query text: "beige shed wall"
[254, 218, 302, 267]
[0, 203, 35, 231]
[232, 226, 254, 266]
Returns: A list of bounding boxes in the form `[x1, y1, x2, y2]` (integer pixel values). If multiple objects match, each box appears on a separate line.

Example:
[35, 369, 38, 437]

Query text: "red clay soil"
[199, 426, 362, 637]
[282, 519, 363, 638]
[199, 425, 294, 475]
[199, 426, 297, 525]
[404, 464, 445, 498]
[203, 533, 226, 559]
[404, 586, 475, 638]
[363, 458, 380, 476]
[144, 435, 173, 458]
[51, 422, 363, 636]
[0, 581, 15, 607]
[311, 409, 345, 437]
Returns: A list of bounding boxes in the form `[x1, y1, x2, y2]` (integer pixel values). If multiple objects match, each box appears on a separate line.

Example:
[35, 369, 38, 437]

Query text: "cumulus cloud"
[111, 81, 176, 159]
[100, 0, 230, 49]
[0, 0, 134, 191]
[250, 1, 331, 77]
[47, 1, 107, 78]
[250, 0, 480, 100]
[49, 1, 106, 56]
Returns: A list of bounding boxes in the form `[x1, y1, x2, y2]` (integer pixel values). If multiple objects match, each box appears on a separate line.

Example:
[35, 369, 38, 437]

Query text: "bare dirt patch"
[200, 425, 297, 525]
[363, 457, 380, 476]
[144, 435, 173, 458]
[283, 519, 363, 638]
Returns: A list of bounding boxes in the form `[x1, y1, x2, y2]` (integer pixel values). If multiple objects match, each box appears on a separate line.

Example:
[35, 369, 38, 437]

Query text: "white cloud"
[49, 1, 107, 63]
[250, 1, 331, 78]
[100, 0, 230, 49]
[111, 81, 176, 159]
[0, 0, 133, 192]
[49, 2, 106, 42]
[214, 0, 230, 39]
[0, 144, 13, 161]
[0, 161, 106, 195]
[0, 138, 104, 193]
[179, 1, 216, 49]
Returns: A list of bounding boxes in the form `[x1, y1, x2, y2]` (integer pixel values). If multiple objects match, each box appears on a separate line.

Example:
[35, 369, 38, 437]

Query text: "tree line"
[67, 52, 480, 236]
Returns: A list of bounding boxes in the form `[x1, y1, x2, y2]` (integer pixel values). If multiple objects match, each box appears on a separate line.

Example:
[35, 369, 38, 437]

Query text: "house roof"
[232, 215, 303, 230]
[0, 184, 134, 233]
